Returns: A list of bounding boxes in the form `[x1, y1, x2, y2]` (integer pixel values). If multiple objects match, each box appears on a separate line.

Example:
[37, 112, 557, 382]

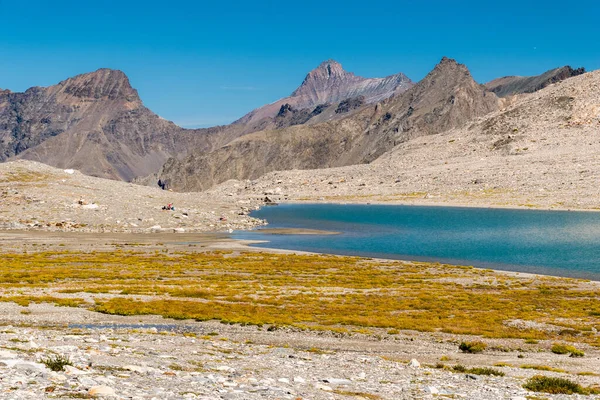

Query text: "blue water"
[233, 204, 600, 280]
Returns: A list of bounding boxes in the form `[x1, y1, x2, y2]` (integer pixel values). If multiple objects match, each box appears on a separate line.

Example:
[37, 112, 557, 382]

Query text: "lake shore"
[0, 231, 599, 399]
[2, 162, 600, 398]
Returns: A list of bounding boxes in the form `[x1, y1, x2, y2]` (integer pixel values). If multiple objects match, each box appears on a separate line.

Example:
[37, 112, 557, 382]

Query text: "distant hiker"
[162, 203, 175, 211]
[158, 179, 166, 190]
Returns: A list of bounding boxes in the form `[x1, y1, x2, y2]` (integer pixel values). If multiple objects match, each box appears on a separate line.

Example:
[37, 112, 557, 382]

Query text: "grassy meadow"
[0, 249, 598, 345]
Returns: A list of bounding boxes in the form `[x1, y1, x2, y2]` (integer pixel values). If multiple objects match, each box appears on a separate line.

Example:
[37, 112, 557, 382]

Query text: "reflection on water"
[233, 204, 600, 280]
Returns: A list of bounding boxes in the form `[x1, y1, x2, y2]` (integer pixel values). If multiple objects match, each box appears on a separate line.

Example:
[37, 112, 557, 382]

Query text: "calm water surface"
[233, 204, 600, 280]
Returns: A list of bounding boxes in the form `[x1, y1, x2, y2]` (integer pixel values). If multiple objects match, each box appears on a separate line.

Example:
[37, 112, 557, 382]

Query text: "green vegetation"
[493, 362, 512, 367]
[0, 250, 597, 343]
[40, 354, 72, 372]
[523, 375, 598, 395]
[551, 343, 585, 357]
[520, 365, 565, 373]
[459, 341, 487, 353]
[451, 365, 504, 376]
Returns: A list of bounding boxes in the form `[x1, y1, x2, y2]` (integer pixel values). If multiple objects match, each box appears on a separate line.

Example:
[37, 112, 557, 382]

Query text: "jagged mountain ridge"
[158, 57, 499, 191]
[0, 61, 413, 181]
[235, 60, 413, 128]
[0, 69, 255, 181]
[485, 66, 585, 97]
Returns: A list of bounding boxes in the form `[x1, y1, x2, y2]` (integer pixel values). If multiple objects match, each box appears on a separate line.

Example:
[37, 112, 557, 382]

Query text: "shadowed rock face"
[485, 66, 585, 97]
[0, 69, 246, 181]
[158, 57, 500, 192]
[235, 60, 413, 128]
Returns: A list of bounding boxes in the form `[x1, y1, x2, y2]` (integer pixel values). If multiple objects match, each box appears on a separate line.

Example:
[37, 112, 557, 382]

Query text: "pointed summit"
[427, 57, 471, 81]
[307, 59, 349, 79]
[59, 68, 139, 101]
[292, 60, 356, 97]
[235, 60, 413, 126]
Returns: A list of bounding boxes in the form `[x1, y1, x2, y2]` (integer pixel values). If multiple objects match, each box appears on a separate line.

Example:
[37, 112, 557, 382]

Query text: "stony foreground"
[0, 232, 597, 400]
[0, 303, 599, 400]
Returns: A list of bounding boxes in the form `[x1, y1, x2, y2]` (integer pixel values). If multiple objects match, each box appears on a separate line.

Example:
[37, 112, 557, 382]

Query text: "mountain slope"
[222, 68, 600, 211]
[485, 66, 585, 97]
[1, 61, 412, 182]
[0, 69, 247, 181]
[158, 57, 499, 191]
[235, 60, 413, 128]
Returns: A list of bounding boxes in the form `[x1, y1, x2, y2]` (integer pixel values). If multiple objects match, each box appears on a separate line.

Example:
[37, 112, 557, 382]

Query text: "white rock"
[49, 372, 68, 383]
[0, 359, 22, 368]
[324, 378, 352, 385]
[64, 169, 75, 174]
[314, 383, 332, 391]
[124, 365, 147, 374]
[82, 203, 99, 210]
[277, 377, 290, 384]
[64, 365, 88, 375]
[409, 358, 421, 368]
[351, 372, 367, 381]
[89, 385, 116, 397]
[426, 386, 439, 394]
[293, 376, 306, 383]
[0, 351, 18, 359]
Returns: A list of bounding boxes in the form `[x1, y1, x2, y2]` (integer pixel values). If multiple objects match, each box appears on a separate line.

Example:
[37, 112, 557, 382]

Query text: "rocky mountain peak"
[292, 60, 357, 96]
[58, 68, 139, 101]
[428, 57, 471, 80]
[313, 59, 347, 77]
[236, 60, 414, 126]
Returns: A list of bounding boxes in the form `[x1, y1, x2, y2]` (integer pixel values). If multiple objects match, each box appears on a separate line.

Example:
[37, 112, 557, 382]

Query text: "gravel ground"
[0, 302, 599, 400]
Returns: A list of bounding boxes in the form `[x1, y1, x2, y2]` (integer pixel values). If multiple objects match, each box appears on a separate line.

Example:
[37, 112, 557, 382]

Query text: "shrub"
[520, 365, 565, 373]
[451, 365, 504, 376]
[40, 354, 72, 372]
[523, 375, 589, 394]
[452, 364, 467, 372]
[551, 343, 584, 357]
[459, 341, 487, 353]
[467, 367, 505, 376]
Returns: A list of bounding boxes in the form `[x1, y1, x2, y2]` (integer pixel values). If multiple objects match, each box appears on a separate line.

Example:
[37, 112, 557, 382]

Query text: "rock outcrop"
[158, 57, 499, 191]
[485, 66, 585, 97]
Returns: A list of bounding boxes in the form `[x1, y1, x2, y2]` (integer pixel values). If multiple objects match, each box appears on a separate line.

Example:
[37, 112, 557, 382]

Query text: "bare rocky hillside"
[0, 160, 263, 233]
[0, 69, 254, 181]
[158, 57, 499, 192]
[215, 68, 600, 211]
[486, 66, 585, 98]
[1, 62, 414, 184]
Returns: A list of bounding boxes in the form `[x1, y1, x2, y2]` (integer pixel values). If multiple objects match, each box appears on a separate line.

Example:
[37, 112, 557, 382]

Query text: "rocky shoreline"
[1, 161, 599, 399]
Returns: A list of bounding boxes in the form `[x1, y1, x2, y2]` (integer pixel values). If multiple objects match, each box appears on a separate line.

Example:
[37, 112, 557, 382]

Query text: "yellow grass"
[0, 250, 598, 344]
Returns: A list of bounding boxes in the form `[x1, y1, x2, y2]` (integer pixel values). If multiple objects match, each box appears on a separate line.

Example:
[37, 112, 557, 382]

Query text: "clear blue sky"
[1, 0, 598, 128]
